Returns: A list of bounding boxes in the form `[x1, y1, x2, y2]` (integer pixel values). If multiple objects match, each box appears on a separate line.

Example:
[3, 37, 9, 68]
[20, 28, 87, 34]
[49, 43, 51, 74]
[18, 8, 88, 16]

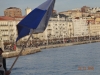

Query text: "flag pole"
[9, 0, 55, 71]
[9, 30, 33, 71]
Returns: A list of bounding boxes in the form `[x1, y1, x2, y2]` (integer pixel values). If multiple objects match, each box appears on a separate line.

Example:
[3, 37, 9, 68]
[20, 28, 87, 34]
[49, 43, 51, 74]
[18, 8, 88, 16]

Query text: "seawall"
[2, 40, 100, 58]
[39, 40, 99, 49]
[2, 47, 41, 58]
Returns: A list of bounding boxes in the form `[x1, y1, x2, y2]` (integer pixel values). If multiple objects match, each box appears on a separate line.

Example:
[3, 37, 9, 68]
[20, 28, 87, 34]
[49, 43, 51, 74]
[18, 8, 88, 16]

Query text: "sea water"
[6, 42, 100, 75]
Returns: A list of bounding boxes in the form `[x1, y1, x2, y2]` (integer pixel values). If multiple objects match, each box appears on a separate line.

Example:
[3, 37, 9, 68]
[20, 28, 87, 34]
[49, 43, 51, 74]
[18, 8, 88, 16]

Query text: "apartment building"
[72, 18, 89, 37]
[88, 7, 100, 13]
[88, 18, 100, 36]
[81, 6, 90, 12]
[66, 20, 73, 38]
[89, 23, 100, 36]
[4, 7, 22, 17]
[34, 17, 68, 41]
[1, 15, 100, 44]
[0, 16, 20, 42]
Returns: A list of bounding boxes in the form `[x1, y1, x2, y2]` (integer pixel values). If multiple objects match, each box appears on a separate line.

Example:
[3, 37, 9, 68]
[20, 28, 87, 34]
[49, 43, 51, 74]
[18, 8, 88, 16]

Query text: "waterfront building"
[89, 23, 100, 37]
[34, 16, 68, 41]
[88, 7, 100, 13]
[81, 6, 90, 12]
[1, 12, 100, 45]
[66, 20, 73, 38]
[88, 19, 100, 37]
[72, 18, 89, 37]
[0, 16, 91, 43]
[48, 17, 67, 40]
[0, 16, 19, 43]
[4, 7, 22, 17]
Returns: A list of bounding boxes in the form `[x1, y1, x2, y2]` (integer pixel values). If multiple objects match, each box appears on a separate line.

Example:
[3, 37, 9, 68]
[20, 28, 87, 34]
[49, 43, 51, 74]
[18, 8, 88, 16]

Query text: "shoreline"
[39, 40, 100, 49]
[2, 40, 100, 58]
[2, 47, 41, 58]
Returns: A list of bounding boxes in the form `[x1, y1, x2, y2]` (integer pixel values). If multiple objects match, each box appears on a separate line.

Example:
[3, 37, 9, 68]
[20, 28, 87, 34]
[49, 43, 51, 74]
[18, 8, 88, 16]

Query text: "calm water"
[6, 42, 100, 75]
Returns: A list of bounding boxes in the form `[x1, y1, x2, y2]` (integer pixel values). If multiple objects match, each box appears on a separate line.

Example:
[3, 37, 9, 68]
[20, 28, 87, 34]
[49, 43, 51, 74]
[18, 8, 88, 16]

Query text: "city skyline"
[0, 0, 100, 16]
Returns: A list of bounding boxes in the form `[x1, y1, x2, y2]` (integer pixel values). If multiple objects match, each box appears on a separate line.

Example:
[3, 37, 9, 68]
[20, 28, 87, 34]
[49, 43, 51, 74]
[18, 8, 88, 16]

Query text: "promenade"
[2, 47, 41, 58]
[40, 39, 100, 49]
[2, 39, 100, 58]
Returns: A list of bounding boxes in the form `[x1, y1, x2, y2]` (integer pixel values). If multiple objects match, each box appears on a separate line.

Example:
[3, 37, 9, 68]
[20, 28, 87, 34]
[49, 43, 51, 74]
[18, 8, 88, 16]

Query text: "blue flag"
[16, 0, 55, 41]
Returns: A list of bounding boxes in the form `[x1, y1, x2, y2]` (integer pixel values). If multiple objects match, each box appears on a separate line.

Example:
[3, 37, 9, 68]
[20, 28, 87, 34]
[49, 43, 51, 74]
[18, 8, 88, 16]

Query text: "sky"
[0, 0, 100, 16]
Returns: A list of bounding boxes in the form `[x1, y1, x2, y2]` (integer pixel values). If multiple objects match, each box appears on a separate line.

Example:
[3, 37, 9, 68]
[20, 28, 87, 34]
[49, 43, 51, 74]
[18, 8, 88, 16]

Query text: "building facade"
[25, 7, 32, 15]
[4, 7, 22, 17]
[34, 17, 68, 41]
[0, 16, 100, 44]
[72, 18, 89, 37]
[0, 16, 19, 43]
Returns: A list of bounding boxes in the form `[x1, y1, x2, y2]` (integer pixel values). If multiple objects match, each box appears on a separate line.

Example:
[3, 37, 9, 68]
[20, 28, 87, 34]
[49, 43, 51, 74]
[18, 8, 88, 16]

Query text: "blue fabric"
[16, 9, 46, 41]
[16, 0, 55, 42]
[16, 25, 30, 41]
[18, 8, 46, 29]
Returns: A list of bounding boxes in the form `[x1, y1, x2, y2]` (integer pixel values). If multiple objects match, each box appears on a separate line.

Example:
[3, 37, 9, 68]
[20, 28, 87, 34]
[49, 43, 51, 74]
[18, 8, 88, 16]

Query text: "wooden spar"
[9, 30, 34, 71]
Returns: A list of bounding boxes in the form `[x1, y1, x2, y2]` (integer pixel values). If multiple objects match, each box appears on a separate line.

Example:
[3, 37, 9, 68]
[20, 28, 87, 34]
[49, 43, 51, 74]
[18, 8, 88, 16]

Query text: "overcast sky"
[0, 0, 100, 16]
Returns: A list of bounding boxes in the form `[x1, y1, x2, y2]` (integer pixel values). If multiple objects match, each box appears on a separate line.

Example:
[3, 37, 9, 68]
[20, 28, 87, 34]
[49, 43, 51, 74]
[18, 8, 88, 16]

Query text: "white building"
[66, 20, 73, 38]
[34, 17, 68, 41]
[88, 7, 100, 13]
[25, 7, 32, 15]
[0, 16, 90, 44]
[72, 18, 89, 37]
[0, 20, 19, 42]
